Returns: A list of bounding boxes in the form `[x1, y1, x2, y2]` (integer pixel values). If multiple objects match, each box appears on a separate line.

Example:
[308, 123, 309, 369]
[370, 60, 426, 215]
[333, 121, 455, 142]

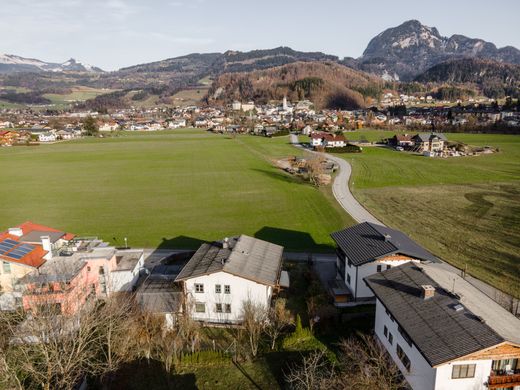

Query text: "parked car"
[395, 146, 404, 151]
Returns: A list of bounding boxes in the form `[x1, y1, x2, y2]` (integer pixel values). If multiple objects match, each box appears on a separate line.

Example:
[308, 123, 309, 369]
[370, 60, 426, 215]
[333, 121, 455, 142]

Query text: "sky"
[1, 0, 520, 71]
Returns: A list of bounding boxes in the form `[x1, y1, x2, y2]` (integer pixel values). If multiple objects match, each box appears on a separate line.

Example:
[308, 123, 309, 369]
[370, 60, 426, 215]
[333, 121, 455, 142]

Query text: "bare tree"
[0, 295, 138, 390]
[284, 349, 333, 390]
[329, 334, 405, 390]
[264, 298, 293, 350]
[241, 299, 268, 358]
[306, 154, 325, 186]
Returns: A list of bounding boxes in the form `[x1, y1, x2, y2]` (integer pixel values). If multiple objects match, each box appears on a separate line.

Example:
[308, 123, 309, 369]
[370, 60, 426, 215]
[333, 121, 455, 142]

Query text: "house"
[365, 262, 520, 390]
[38, 132, 57, 142]
[241, 101, 255, 112]
[390, 134, 414, 147]
[330, 222, 437, 305]
[0, 222, 76, 311]
[174, 235, 285, 324]
[310, 132, 346, 148]
[136, 263, 184, 329]
[412, 133, 447, 153]
[21, 245, 118, 315]
[168, 119, 187, 129]
[99, 121, 119, 132]
[301, 125, 313, 136]
[110, 250, 145, 292]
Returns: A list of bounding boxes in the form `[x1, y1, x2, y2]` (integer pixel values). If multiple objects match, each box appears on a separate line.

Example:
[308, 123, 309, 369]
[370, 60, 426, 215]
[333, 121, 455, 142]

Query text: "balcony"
[488, 371, 520, 389]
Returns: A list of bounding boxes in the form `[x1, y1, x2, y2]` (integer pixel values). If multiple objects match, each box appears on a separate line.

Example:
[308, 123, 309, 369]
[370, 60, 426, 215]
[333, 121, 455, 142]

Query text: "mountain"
[208, 61, 382, 109]
[355, 20, 520, 81]
[119, 47, 338, 77]
[415, 58, 520, 97]
[0, 53, 103, 73]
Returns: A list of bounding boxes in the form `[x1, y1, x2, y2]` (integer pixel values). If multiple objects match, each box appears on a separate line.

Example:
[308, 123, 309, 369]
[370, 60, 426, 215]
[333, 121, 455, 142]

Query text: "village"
[0, 219, 519, 390]
[1, 94, 520, 148]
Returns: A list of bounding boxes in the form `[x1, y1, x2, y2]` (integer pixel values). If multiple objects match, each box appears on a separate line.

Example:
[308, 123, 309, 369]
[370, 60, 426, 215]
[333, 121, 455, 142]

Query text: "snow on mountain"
[0, 53, 103, 73]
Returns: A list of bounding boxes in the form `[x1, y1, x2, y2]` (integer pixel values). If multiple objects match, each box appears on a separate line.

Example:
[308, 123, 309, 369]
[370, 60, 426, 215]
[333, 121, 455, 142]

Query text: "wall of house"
[0, 262, 34, 292]
[374, 299, 437, 390]
[184, 271, 271, 323]
[110, 255, 144, 292]
[434, 359, 492, 390]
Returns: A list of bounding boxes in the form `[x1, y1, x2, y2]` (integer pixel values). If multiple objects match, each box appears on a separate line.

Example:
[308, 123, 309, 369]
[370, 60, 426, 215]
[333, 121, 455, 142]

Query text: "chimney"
[41, 235, 52, 258]
[421, 285, 435, 300]
[8, 227, 23, 237]
[384, 234, 392, 242]
[222, 237, 229, 249]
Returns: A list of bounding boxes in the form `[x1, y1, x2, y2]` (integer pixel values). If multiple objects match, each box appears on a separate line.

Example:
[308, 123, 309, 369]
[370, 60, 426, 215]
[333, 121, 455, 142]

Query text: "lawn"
[43, 86, 115, 106]
[332, 131, 520, 296]
[0, 130, 353, 251]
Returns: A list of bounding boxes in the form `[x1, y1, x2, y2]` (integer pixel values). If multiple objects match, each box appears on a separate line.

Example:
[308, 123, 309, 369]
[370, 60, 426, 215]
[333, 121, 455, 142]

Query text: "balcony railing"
[488, 372, 520, 389]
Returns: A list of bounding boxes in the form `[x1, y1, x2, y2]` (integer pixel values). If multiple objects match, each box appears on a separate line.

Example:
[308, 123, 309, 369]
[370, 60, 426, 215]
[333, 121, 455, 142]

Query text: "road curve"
[289, 134, 517, 312]
[290, 133, 383, 225]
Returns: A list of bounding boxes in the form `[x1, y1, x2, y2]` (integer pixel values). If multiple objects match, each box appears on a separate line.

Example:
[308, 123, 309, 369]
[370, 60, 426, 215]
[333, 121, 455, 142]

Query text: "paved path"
[290, 133, 381, 224]
[290, 134, 518, 314]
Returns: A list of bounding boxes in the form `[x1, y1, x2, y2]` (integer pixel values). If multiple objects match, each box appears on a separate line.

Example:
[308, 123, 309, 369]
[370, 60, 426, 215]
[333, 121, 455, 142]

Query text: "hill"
[415, 58, 520, 98]
[0, 53, 103, 73]
[208, 61, 383, 109]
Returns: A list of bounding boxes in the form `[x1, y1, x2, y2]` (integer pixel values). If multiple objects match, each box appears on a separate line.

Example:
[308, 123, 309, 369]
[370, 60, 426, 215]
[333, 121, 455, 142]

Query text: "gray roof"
[20, 230, 65, 244]
[136, 277, 182, 314]
[413, 132, 448, 142]
[20, 256, 85, 284]
[175, 235, 284, 286]
[331, 222, 438, 266]
[365, 263, 505, 367]
[114, 250, 143, 272]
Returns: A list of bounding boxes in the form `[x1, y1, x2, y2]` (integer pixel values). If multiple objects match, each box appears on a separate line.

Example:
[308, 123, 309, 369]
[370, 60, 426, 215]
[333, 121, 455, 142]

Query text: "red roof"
[0, 222, 76, 268]
[311, 132, 346, 142]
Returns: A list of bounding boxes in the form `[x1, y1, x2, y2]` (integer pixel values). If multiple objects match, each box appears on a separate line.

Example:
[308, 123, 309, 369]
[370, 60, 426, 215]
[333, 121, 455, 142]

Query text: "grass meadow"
[0, 129, 352, 251]
[333, 131, 520, 296]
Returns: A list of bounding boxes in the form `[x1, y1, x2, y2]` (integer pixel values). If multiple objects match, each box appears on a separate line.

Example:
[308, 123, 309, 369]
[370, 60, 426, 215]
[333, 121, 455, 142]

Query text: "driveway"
[290, 133, 382, 224]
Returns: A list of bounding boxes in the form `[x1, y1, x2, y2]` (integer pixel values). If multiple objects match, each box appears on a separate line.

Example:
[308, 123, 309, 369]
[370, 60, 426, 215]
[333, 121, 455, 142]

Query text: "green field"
[332, 131, 520, 296]
[43, 86, 115, 106]
[0, 130, 352, 251]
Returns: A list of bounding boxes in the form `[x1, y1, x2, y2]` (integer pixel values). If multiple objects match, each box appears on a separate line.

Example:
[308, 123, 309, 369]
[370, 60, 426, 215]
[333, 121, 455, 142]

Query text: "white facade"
[339, 256, 418, 299]
[38, 132, 57, 142]
[183, 271, 272, 323]
[110, 253, 145, 292]
[374, 299, 496, 390]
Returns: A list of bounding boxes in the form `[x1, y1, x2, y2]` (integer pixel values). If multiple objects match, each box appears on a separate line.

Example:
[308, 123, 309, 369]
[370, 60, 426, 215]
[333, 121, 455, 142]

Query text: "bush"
[325, 144, 362, 153]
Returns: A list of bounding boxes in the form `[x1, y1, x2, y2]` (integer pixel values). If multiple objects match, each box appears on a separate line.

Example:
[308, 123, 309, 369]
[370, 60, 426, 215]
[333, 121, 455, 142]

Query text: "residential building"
[310, 132, 347, 148]
[330, 222, 437, 305]
[0, 222, 75, 296]
[38, 132, 57, 142]
[20, 245, 118, 315]
[110, 250, 145, 292]
[412, 133, 447, 153]
[175, 235, 285, 324]
[365, 262, 520, 390]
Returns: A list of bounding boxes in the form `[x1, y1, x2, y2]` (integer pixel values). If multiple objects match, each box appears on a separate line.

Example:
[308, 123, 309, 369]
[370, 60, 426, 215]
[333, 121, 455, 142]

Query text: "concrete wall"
[375, 299, 437, 390]
[435, 359, 491, 390]
[184, 271, 271, 323]
[0, 262, 35, 292]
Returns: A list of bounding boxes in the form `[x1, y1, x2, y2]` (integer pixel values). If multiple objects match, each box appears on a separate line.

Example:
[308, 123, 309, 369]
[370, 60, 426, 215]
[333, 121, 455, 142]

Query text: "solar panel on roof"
[0, 241, 17, 249]
[6, 253, 23, 260]
[3, 239, 19, 245]
[19, 244, 35, 251]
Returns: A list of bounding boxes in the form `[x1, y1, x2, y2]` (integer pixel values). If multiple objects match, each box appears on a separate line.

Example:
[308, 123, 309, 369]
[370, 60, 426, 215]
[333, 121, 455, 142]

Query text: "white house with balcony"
[174, 235, 286, 324]
[365, 262, 520, 390]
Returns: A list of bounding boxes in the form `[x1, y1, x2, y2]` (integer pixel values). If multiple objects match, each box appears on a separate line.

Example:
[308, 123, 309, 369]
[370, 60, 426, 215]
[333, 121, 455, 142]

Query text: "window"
[386, 265, 391, 270]
[452, 364, 476, 379]
[87, 266, 91, 272]
[376, 265, 382, 272]
[383, 325, 388, 338]
[347, 259, 352, 267]
[215, 284, 221, 294]
[195, 303, 206, 313]
[2, 261, 11, 274]
[385, 308, 395, 322]
[224, 285, 230, 294]
[388, 333, 393, 345]
[215, 303, 223, 313]
[99, 266, 104, 275]
[398, 326, 413, 347]
[225, 304, 231, 313]
[195, 283, 204, 293]
[396, 344, 411, 371]
[346, 273, 351, 285]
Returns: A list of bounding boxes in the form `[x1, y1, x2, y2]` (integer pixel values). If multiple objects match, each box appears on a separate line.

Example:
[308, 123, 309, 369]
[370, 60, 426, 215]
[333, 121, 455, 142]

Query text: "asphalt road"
[289, 133, 382, 224]
[289, 133, 518, 313]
